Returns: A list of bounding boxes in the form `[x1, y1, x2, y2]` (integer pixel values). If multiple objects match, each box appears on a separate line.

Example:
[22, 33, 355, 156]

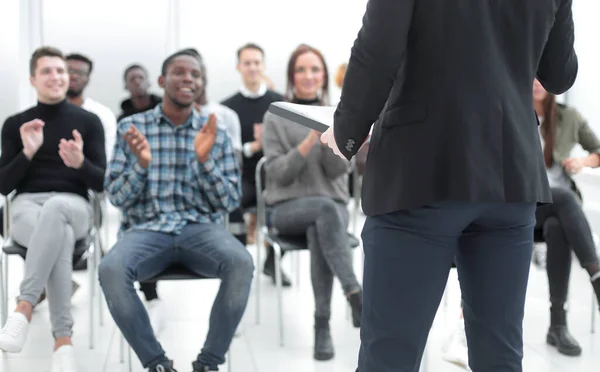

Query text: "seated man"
[0, 46, 106, 372]
[99, 49, 253, 372]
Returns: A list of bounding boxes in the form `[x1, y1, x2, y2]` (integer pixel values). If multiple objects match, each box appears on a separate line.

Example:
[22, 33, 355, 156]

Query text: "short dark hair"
[30, 46, 65, 76]
[65, 53, 93, 74]
[237, 43, 264, 61]
[161, 49, 203, 76]
[123, 64, 147, 82]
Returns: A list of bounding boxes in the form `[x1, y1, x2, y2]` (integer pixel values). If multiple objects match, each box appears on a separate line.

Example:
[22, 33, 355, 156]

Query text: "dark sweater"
[221, 90, 284, 182]
[0, 99, 106, 198]
[118, 94, 162, 121]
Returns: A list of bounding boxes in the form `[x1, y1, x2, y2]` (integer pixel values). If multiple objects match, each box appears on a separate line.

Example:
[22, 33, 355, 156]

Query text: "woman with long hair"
[533, 78, 600, 356]
[262, 44, 362, 361]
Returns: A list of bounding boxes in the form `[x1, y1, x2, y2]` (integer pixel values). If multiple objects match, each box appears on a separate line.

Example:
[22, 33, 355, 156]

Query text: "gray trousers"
[12, 192, 92, 339]
[271, 196, 360, 319]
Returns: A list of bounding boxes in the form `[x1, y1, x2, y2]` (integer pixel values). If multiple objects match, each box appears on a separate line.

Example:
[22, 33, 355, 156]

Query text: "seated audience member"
[222, 43, 290, 285]
[0, 46, 106, 372]
[262, 44, 362, 361]
[533, 78, 600, 356]
[99, 49, 253, 372]
[118, 64, 162, 121]
[135, 48, 245, 336]
[66, 53, 117, 161]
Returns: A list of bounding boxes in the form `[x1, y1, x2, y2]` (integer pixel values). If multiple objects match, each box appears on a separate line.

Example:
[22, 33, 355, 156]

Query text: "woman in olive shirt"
[533, 79, 600, 356]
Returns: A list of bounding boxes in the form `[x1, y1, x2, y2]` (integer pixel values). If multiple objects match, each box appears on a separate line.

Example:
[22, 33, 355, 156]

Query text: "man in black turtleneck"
[0, 46, 105, 370]
[221, 43, 290, 286]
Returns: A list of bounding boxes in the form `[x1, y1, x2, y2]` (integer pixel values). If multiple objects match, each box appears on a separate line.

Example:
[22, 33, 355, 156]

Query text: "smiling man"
[0, 46, 106, 372]
[99, 49, 252, 372]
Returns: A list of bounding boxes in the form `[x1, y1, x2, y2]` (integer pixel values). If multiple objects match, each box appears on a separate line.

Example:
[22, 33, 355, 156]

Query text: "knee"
[543, 216, 561, 232]
[318, 198, 341, 220]
[551, 187, 580, 208]
[40, 195, 75, 220]
[98, 251, 129, 291]
[223, 242, 254, 282]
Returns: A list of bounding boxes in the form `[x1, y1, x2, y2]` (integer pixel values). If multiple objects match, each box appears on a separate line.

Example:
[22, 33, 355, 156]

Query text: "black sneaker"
[151, 361, 177, 372]
[192, 361, 218, 371]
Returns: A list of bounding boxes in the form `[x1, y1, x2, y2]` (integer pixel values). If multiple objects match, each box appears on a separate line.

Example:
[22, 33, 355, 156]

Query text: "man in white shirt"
[66, 53, 117, 161]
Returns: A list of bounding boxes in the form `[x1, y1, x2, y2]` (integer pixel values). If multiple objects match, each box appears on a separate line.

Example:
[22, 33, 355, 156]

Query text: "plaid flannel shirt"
[105, 105, 241, 235]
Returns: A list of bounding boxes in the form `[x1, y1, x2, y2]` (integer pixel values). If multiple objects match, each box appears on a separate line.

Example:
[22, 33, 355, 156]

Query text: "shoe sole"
[0, 341, 24, 353]
[546, 335, 582, 356]
[314, 351, 335, 361]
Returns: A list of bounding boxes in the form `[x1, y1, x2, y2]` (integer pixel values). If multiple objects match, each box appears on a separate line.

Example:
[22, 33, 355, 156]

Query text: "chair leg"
[128, 344, 132, 372]
[273, 242, 284, 346]
[119, 333, 125, 363]
[2, 253, 8, 326]
[88, 241, 95, 350]
[592, 291, 597, 334]
[95, 233, 104, 326]
[227, 349, 232, 372]
[295, 251, 300, 289]
[255, 227, 264, 326]
[0, 253, 5, 326]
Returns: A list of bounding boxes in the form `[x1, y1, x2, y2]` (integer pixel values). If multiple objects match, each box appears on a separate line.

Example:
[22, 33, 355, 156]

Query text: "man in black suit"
[321, 0, 577, 371]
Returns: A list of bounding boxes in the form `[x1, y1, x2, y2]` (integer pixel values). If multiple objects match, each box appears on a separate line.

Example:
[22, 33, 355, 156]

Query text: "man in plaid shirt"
[99, 49, 254, 372]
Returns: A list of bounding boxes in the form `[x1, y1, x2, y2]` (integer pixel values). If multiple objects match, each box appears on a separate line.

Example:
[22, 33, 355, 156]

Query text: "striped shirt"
[105, 105, 241, 234]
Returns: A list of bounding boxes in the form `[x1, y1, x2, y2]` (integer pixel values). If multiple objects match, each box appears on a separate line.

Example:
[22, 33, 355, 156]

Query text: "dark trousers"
[358, 202, 536, 372]
[535, 187, 599, 307]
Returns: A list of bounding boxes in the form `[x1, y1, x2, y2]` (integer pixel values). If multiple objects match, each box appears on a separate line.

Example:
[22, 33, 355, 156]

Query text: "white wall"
[569, 1, 600, 134]
[42, 0, 170, 115]
[177, 0, 366, 104]
[0, 0, 42, 123]
[33, 0, 368, 115]
[0, 1, 21, 123]
[2, 1, 598, 123]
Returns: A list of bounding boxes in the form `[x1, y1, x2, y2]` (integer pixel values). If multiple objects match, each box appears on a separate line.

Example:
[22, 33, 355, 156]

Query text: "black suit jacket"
[334, 0, 577, 216]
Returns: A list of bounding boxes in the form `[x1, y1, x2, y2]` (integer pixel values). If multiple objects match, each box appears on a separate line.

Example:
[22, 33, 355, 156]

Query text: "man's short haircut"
[123, 64, 148, 82]
[161, 49, 203, 76]
[30, 46, 65, 76]
[237, 43, 265, 61]
[65, 53, 94, 74]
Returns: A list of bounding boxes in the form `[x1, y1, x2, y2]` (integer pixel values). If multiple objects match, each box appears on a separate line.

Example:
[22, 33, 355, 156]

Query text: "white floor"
[1, 205, 599, 372]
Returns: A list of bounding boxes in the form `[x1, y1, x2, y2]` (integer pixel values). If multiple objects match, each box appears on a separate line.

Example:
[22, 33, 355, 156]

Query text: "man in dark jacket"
[321, 1, 578, 371]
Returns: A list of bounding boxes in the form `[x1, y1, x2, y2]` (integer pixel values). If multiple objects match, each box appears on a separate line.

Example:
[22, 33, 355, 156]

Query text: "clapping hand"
[195, 114, 218, 163]
[58, 130, 85, 169]
[123, 125, 151, 168]
[20, 119, 45, 160]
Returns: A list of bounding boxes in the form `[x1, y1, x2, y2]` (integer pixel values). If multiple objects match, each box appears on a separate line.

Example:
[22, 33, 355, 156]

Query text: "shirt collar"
[152, 104, 204, 129]
[240, 82, 267, 98]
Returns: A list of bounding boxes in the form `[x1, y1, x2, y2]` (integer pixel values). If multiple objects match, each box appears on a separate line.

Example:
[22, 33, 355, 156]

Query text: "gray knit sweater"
[262, 111, 350, 206]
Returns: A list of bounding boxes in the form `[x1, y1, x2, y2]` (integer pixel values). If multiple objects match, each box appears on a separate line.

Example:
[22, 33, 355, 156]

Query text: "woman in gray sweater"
[262, 44, 362, 361]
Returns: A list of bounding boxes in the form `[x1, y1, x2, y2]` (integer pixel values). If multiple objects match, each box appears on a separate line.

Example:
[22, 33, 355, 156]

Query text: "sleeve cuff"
[133, 162, 149, 177]
[196, 158, 216, 174]
[243, 142, 254, 158]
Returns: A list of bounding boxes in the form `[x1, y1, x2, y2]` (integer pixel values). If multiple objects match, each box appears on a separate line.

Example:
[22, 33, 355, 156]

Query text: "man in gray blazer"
[321, 0, 577, 371]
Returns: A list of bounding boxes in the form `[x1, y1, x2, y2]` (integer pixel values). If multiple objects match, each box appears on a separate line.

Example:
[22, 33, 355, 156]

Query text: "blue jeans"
[99, 223, 254, 369]
[358, 202, 536, 372]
